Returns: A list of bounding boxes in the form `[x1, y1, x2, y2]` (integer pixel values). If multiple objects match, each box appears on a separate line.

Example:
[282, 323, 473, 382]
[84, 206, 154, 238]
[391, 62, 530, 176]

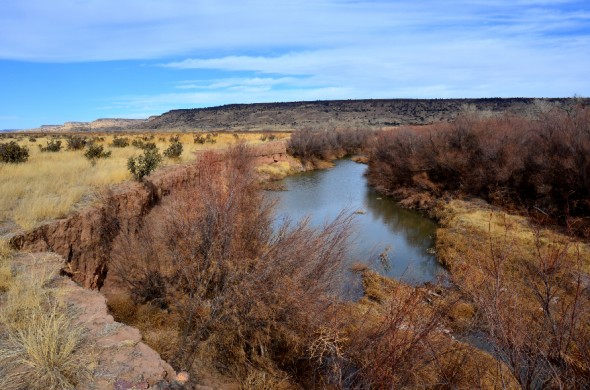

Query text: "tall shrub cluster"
[367, 105, 590, 234]
[111, 145, 354, 384]
[287, 127, 376, 162]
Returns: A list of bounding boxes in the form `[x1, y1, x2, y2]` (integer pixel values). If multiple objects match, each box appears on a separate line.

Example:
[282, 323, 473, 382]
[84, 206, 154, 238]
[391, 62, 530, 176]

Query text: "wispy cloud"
[1, 1, 588, 61]
[0, 0, 588, 128]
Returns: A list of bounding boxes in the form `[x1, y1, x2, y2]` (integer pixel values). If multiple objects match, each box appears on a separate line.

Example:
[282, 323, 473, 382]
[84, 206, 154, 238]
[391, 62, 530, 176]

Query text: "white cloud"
[1, 0, 588, 62]
[159, 34, 590, 97]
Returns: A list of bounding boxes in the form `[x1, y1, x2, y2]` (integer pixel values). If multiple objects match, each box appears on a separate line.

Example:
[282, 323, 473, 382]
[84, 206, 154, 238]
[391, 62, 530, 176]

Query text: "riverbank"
[364, 188, 590, 387]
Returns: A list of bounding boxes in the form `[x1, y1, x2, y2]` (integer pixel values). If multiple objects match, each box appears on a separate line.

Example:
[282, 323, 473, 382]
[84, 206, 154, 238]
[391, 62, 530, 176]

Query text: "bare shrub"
[457, 220, 590, 389]
[111, 144, 353, 383]
[287, 127, 376, 163]
[367, 105, 590, 235]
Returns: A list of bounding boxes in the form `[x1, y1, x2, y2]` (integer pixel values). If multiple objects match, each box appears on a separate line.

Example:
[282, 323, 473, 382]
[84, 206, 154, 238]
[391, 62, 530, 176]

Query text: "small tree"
[0, 141, 29, 163]
[163, 140, 183, 159]
[127, 148, 162, 181]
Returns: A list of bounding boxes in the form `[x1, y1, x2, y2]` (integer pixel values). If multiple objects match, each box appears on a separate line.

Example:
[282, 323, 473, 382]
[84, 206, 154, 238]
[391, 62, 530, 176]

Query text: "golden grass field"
[0, 132, 289, 230]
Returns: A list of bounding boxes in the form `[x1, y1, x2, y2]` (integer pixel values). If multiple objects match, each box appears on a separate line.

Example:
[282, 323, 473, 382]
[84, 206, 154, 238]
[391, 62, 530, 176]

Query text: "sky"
[0, 1, 589, 130]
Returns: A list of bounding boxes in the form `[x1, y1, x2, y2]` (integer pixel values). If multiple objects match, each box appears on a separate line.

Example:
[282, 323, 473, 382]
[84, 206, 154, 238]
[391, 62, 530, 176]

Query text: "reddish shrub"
[367, 105, 590, 234]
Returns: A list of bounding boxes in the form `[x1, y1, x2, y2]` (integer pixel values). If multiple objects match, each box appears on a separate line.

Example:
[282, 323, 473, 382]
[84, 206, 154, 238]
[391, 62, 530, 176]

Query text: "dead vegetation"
[367, 104, 590, 237]
[105, 145, 516, 388]
[108, 144, 353, 386]
[362, 103, 590, 388]
[287, 127, 376, 165]
[436, 200, 590, 389]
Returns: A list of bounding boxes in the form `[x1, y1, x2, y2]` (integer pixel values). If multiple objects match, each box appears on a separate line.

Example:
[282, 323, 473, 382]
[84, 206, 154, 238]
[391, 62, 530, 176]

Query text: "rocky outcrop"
[8, 142, 288, 290]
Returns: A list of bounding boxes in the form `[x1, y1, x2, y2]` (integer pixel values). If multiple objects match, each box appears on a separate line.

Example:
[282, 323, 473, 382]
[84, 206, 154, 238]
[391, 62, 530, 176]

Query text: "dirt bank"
[8, 141, 291, 289]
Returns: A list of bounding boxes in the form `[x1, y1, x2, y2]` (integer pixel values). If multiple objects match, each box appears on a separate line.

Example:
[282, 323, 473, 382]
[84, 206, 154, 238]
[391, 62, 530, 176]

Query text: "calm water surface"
[268, 159, 447, 285]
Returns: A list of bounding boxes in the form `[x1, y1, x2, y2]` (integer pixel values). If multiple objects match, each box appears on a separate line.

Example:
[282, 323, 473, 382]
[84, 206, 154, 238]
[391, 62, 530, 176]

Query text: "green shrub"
[163, 141, 183, 159]
[66, 136, 87, 150]
[131, 139, 157, 150]
[84, 144, 111, 164]
[127, 148, 162, 180]
[194, 133, 216, 144]
[0, 141, 29, 163]
[39, 140, 62, 152]
[111, 137, 130, 148]
[28, 137, 36, 143]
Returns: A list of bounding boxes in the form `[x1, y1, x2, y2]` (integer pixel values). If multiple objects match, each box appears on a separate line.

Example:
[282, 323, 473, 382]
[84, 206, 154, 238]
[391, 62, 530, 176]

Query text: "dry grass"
[0, 254, 96, 390]
[436, 199, 590, 274]
[0, 132, 289, 230]
[0, 240, 12, 292]
[255, 161, 296, 180]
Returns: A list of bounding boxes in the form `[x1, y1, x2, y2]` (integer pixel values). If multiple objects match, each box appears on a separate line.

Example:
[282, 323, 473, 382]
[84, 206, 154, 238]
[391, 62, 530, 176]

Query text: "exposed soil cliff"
[8, 141, 289, 290]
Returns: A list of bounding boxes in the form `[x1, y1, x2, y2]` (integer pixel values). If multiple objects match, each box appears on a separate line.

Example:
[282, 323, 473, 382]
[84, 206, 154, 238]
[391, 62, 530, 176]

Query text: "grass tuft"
[0, 255, 96, 390]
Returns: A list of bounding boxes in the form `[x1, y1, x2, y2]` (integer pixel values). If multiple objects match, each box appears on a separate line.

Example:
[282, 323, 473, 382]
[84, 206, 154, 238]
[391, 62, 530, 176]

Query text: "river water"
[267, 159, 447, 285]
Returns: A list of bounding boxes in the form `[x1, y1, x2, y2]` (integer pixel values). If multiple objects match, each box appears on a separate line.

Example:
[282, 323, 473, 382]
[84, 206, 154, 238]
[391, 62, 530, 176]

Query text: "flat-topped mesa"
[139, 98, 587, 130]
[29, 118, 147, 132]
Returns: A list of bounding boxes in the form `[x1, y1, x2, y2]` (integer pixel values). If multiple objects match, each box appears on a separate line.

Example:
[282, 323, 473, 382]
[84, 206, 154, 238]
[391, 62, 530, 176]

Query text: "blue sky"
[1, 1, 589, 130]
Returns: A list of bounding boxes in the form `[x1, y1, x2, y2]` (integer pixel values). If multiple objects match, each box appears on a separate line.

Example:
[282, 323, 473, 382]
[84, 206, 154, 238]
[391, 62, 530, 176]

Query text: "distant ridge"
[24, 118, 146, 133]
[19, 98, 589, 133]
[139, 98, 587, 131]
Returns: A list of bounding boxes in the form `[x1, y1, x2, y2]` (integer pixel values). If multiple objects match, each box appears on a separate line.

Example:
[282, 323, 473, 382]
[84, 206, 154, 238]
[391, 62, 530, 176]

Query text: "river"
[267, 159, 447, 285]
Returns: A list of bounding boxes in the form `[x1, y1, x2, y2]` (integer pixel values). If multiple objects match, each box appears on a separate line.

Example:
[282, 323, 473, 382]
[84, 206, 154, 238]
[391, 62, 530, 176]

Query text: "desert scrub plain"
[0, 131, 288, 230]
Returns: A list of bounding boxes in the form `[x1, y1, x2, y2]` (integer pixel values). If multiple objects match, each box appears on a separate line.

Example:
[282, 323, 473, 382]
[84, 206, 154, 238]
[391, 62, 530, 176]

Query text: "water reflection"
[268, 159, 447, 285]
